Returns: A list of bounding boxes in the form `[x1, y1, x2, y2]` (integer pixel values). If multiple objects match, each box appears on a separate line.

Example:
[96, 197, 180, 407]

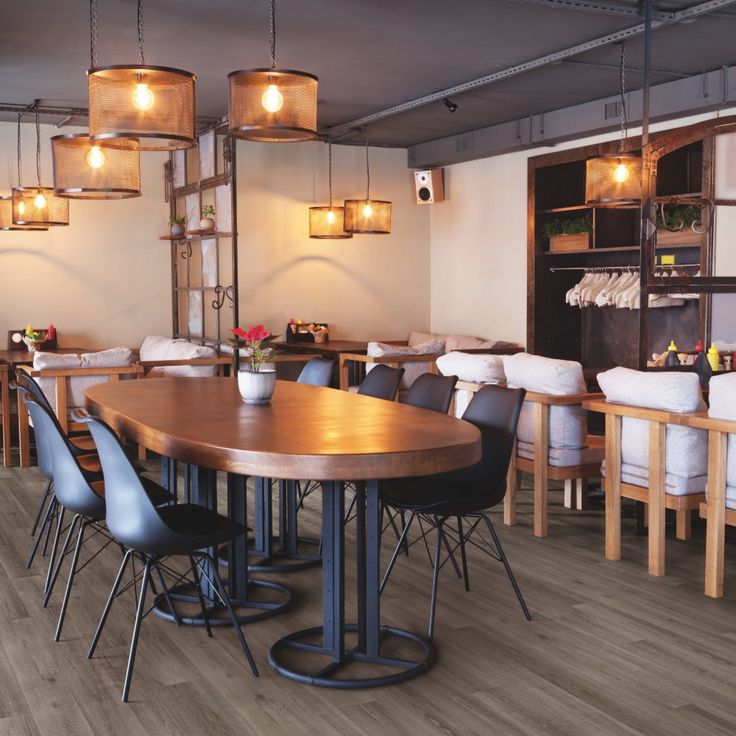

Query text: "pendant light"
[309, 142, 352, 239]
[87, 0, 196, 151]
[228, 0, 318, 142]
[344, 129, 392, 234]
[585, 42, 642, 207]
[0, 196, 47, 231]
[52, 134, 141, 199]
[12, 109, 69, 227]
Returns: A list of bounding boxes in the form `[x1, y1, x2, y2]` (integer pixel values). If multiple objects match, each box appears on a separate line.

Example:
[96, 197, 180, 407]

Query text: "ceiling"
[1, 0, 735, 148]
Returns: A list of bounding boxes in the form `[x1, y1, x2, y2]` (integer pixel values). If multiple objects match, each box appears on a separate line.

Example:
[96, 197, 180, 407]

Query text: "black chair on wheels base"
[82, 412, 259, 702]
[380, 384, 532, 638]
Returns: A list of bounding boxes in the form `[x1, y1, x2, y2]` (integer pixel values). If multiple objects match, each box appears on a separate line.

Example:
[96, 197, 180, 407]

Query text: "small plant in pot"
[200, 204, 216, 232]
[169, 215, 186, 237]
[230, 325, 280, 404]
[541, 214, 592, 252]
[655, 204, 705, 245]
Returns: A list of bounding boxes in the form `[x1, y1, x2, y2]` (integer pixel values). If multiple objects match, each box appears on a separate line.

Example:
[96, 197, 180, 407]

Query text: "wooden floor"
[1, 463, 736, 736]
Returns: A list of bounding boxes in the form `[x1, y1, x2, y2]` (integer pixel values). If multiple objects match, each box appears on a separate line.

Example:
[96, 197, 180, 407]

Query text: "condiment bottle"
[664, 339, 680, 367]
[707, 343, 720, 372]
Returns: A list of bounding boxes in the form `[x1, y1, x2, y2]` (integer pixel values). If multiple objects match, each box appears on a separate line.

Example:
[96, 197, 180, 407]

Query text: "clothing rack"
[549, 263, 700, 273]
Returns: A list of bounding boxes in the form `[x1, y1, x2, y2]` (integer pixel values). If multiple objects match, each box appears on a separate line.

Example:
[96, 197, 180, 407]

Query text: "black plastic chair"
[404, 372, 458, 414]
[297, 357, 334, 387]
[357, 364, 405, 401]
[380, 384, 531, 638]
[82, 412, 258, 702]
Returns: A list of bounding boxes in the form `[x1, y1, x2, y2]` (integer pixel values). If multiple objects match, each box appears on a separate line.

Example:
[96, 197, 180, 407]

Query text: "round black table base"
[152, 579, 292, 626]
[218, 537, 322, 574]
[268, 624, 435, 688]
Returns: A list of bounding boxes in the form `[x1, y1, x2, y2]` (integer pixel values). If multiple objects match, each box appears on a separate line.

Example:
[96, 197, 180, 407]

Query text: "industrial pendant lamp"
[52, 134, 141, 199]
[228, 0, 318, 142]
[87, 0, 196, 151]
[344, 129, 392, 234]
[12, 109, 69, 227]
[585, 42, 642, 207]
[309, 142, 352, 239]
[0, 197, 47, 231]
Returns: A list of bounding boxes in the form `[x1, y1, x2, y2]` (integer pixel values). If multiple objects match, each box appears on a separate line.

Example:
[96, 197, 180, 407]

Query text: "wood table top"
[85, 378, 481, 481]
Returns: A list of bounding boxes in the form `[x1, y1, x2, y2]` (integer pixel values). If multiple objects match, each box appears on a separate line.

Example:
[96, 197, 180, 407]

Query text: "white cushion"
[367, 338, 444, 389]
[407, 331, 440, 347]
[436, 351, 505, 383]
[81, 347, 132, 368]
[708, 373, 736, 493]
[444, 334, 484, 352]
[517, 439, 604, 468]
[598, 368, 707, 481]
[503, 352, 585, 395]
[602, 460, 707, 496]
[33, 352, 81, 370]
[140, 335, 218, 377]
[139, 335, 182, 362]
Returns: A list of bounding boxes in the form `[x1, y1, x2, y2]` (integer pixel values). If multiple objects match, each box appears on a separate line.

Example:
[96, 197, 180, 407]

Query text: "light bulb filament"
[326, 209, 336, 224]
[133, 83, 155, 111]
[363, 202, 373, 218]
[86, 145, 106, 169]
[34, 193, 47, 209]
[261, 83, 284, 113]
[613, 162, 630, 183]
[18, 201, 26, 215]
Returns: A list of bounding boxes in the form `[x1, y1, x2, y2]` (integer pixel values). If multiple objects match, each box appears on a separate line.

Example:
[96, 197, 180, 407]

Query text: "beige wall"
[0, 122, 170, 350]
[235, 140, 430, 341]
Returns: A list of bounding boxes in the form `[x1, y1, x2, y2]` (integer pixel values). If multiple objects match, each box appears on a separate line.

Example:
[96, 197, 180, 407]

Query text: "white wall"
[235, 140, 430, 341]
[429, 109, 736, 346]
[0, 122, 170, 349]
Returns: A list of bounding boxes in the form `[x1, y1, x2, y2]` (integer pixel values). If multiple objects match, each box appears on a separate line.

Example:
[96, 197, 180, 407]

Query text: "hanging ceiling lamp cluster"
[87, 0, 196, 150]
[344, 129, 392, 235]
[228, 0, 318, 142]
[585, 42, 642, 208]
[12, 108, 69, 228]
[309, 142, 352, 239]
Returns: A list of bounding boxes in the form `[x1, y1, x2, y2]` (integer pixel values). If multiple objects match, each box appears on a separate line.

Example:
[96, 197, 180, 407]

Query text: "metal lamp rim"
[54, 188, 141, 199]
[228, 67, 318, 82]
[228, 124, 318, 142]
[87, 63, 196, 80]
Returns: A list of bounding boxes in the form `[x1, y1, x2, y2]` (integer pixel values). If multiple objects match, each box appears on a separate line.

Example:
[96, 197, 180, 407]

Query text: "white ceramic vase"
[237, 367, 276, 404]
[199, 217, 215, 232]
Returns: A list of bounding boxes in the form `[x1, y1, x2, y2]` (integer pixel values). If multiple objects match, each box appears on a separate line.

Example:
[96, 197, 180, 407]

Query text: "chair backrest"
[357, 364, 405, 401]
[457, 384, 525, 504]
[24, 399, 105, 519]
[297, 357, 334, 387]
[83, 414, 181, 553]
[15, 370, 55, 416]
[15, 385, 54, 481]
[404, 373, 458, 414]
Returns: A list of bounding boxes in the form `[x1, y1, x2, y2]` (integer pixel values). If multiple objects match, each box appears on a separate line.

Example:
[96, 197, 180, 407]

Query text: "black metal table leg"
[269, 480, 434, 688]
[160, 456, 177, 498]
[153, 467, 291, 626]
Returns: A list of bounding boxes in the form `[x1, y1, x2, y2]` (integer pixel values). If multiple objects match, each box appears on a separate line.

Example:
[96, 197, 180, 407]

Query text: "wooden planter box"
[548, 233, 590, 253]
[656, 228, 704, 247]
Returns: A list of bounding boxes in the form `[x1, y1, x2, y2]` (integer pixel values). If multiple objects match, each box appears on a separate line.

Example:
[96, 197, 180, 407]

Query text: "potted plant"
[169, 215, 186, 237]
[230, 324, 280, 404]
[200, 204, 216, 232]
[541, 214, 592, 253]
[23, 324, 47, 352]
[656, 204, 704, 246]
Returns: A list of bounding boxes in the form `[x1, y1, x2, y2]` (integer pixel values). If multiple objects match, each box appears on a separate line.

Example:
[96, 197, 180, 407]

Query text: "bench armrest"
[584, 398, 706, 426]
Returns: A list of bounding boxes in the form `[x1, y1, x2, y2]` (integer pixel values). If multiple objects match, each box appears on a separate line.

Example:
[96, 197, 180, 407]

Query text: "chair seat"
[382, 477, 489, 516]
[517, 434, 604, 468]
[69, 435, 96, 454]
[602, 460, 707, 495]
[141, 476, 175, 507]
[155, 504, 245, 552]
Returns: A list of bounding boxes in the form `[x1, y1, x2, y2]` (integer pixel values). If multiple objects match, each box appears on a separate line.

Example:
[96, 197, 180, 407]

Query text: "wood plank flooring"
[1, 462, 736, 736]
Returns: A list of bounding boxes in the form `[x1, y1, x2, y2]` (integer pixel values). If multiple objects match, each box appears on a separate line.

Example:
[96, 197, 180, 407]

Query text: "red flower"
[230, 327, 249, 340]
[247, 324, 271, 341]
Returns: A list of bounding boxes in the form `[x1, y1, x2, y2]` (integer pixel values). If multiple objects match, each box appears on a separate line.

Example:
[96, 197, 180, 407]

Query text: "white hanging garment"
[594, 272, 621, 307]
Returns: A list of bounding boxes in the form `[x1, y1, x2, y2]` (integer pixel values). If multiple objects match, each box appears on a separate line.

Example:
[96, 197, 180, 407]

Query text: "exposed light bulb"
[34, 193, 47, 209]
[326, 209, 336, 224]
[613, 163, 630, 183]
[18, 201, 26, 215]
[86, 145, 106, 169]
[363, 203, 373, 218]
[261, 84, 284, 113]
[133, 83, 155, 111]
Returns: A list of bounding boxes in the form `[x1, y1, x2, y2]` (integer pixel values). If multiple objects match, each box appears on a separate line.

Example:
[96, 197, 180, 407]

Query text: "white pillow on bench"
[140, 335, 218, 377]
[366, 338, 445, 389]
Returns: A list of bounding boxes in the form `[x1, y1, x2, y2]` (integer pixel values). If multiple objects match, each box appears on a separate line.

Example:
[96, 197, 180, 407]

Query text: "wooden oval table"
[86, 377, 481, 688]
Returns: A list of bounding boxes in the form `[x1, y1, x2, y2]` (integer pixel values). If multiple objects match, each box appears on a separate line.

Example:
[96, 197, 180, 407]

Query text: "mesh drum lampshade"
[12, 187, 69, 227]
[585, 153, 642, 207]
[0, 196, 47, 230]
[228, 69, 318, 142]
[343, 199, 392, 235]
[88, 65, 197, 150]
[52, 133, 141, 199]
[309, 206, 352, 239]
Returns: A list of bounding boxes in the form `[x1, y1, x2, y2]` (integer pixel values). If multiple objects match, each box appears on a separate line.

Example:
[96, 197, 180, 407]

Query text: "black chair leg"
[428, 518, 445, 640]
[481, 515, 532, 621]
[88, 549, 133, 659]
[122, 557, 153, 702]
[380, 511, 416, 593]
[44, 513, 80, 608]
[41, 497, 58, 557]
[189, 555, 212, 638]
[457, 516, 470, 592]
[201, 552, 258, 677]
[54, 519, 90, 641]
[27, 495, 56, 568]
[153, 562, 182, 627]
[43, 506, 67, 599]
[30, 480, 53, 537]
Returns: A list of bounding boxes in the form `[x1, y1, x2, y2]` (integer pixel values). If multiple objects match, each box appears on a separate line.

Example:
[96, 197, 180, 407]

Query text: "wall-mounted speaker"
[413, 169, 444, 204]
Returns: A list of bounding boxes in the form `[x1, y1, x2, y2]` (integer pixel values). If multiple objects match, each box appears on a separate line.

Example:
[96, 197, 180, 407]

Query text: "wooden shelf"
[538, 204, 593, 214]
[160, 231, 234, 241]
[544, 242, 701, 256]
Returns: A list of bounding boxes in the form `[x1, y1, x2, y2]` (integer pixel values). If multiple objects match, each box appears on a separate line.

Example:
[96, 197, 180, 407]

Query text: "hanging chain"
[138, 0, 145, 65]
[269, 0, 277, 68]
[365, 128, 370, 201]
[16, 113, 23, 187]
[328, 141, 333, 208]
[618, 41, 627, 153]
[35, 103, 42, 187]
[90, 0, 98, 68]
